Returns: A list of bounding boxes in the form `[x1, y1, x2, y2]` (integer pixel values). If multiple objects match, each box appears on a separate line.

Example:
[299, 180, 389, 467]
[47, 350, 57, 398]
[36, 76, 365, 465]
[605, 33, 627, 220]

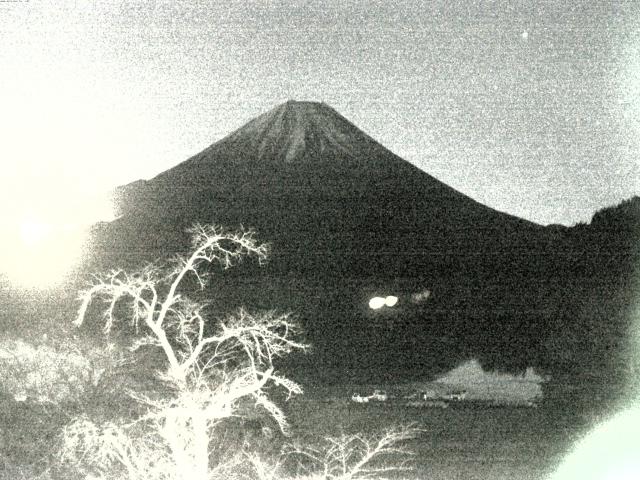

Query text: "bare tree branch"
[64, 224, 308, 480]
[285, 425, 422, 480]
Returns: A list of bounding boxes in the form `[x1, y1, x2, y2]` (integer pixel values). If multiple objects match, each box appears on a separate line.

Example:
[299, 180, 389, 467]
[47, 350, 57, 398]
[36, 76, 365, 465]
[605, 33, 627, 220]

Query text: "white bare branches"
[63, 224, 307, 480]
[60, 416, 172, 480]
[288, 425, 422, 480]
[179, 309, 307, 377]
[74, 223, 276, 383]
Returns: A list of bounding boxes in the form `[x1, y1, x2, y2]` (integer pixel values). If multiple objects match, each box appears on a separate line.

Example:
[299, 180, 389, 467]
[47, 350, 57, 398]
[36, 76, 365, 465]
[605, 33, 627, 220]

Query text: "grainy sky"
[1, 0, 639, 227]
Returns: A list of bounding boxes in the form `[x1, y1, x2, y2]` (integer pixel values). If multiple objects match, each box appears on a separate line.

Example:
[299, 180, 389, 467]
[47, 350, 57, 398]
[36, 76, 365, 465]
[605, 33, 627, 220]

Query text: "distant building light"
[369, 297, 386, 310]
[369, 295, 399, 310]
[385, 295, 398, 307]
[411, 289, 431, 304]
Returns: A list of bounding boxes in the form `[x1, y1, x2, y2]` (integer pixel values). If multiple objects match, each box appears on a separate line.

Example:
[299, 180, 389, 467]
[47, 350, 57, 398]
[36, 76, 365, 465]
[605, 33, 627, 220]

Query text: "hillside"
[538, 196, 640, 403]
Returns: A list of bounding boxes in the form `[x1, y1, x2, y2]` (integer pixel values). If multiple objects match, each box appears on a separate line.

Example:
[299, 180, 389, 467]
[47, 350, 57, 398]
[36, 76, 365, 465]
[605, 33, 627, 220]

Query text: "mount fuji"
[88, 101, 634, 386]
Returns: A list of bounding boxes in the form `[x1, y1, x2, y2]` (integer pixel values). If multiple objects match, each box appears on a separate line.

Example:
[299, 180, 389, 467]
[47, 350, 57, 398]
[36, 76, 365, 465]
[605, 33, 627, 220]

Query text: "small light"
[368, 297, 386, 310]
[411, 289, 431, 304]
[369, 295, 399, 310]
[385, 295, 399, 307]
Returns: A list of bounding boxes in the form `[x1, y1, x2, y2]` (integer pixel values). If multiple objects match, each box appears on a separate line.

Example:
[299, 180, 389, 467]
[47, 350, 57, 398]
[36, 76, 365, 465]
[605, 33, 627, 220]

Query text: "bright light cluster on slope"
[369, 295, 399, 310]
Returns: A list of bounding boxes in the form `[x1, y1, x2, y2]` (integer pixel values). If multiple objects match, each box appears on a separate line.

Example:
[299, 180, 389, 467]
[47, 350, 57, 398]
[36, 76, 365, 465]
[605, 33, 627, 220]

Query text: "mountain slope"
[109, 101, 542, 277]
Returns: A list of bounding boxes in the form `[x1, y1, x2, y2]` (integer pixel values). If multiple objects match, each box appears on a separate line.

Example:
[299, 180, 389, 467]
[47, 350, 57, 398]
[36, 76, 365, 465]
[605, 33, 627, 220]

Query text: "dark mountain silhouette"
[90, 101, 638, 398]
[108, 101, 545, 276]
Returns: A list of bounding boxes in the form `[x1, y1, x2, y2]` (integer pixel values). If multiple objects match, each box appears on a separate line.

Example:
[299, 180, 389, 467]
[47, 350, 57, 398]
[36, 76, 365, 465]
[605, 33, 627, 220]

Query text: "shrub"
[0, 337, 119, 404]
[282, 425, 422, 480]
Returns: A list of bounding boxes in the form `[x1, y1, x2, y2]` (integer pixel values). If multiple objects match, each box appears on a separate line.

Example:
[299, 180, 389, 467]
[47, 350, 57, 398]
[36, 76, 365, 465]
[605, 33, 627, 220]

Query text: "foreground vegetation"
[2, 215, 635, 479]
[0, 224, 420, 480]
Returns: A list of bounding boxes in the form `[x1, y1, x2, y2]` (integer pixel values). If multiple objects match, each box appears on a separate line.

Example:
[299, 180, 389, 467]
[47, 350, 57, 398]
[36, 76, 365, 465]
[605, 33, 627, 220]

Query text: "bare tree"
[283, 425, 422, 480]
[62, 224, 307, 480]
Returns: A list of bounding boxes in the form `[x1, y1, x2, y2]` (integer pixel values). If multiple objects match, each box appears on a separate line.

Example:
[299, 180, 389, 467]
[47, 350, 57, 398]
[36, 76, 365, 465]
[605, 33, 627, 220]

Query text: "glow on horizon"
[0, 194, 116, 288]
[1, 221, 84, 288]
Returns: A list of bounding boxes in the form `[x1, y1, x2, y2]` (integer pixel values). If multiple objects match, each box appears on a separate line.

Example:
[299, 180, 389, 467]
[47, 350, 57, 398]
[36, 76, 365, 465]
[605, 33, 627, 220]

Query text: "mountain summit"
[215, 100, 387, 164]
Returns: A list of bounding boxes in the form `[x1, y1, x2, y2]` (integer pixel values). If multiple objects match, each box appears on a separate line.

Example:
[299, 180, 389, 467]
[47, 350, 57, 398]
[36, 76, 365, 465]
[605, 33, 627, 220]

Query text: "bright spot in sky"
[521, 30, 529, 40]
[369, 296, 399, 310]
[549, 406, 640, 480]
